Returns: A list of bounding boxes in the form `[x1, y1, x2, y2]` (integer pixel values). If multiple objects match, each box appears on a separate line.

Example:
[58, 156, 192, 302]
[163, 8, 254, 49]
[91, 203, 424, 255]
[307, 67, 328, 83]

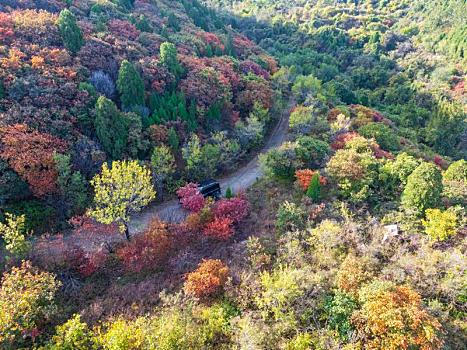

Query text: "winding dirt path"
[32, 99, 293, 254]
[129, 98, 293, 234]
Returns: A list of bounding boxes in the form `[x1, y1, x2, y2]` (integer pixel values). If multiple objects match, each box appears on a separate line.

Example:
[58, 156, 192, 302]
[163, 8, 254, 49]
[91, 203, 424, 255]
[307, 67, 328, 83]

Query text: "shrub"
[90, 71, 115, 99]
[352, 280, 443, 350]
[0, 261, 60, 347]
[324, 291, 358, 341]
[379, 152, 420, 192]
[259, 142, 301, 180]
[285, 333, 313, 350]
[203, 217, 235, 240]
[295, 169, 327, 191]
[97, 318, 145, 350]
[256, 266, 304, 323]
[184, 259, 229, 299]
[295, 136, 330, 169]
[117, 219, 172, 273]
[276, 201, 306, 234]
[326, 148, 379, 202]
[444, 159, 467, 182]
[212, 197, 250, 224]
[401, 162, 443, 216]
[422, 208, 459, 241]
[0, 160, 30, 204]
[48, 314, 96, 350]
[336, 254, 375, 297]
[289, 105, 329, 137]
[0, 124, 67, 197]
[54, 153, 88, 217]
[0, 213, 31, 259]
[358, 122, 399, 151]
[176, 183, 206, 212]
[3, 200, 56, 234]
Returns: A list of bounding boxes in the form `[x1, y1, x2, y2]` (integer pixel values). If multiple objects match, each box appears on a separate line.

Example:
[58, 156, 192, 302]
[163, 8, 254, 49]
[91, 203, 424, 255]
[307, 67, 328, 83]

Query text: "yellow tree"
[352, 280, 443, 350]
[90, 160, 155, 240]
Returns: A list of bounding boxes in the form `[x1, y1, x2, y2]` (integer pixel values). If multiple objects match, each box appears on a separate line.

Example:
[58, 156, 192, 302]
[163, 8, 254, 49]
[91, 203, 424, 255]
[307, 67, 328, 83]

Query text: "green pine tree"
[225, 187, 233, 199]
[160, 42, 183, 77]
[167, 127, 179, 151]
[116, 60, 145, 111]
[306, 172, 321, 201]
[94, 96, 128, 159]
[57, 9, 84, 54]
[225, 31, 236, 57]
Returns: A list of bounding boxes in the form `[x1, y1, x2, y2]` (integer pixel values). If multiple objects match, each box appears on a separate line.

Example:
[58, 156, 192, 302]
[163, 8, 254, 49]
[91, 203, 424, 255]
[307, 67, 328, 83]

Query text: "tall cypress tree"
[94, 96, 128, 159]
[57, 9, 84, 54]
[160, 42, 183, 77]
[116, 60, 145, 111]
[306, 172, 321, 201]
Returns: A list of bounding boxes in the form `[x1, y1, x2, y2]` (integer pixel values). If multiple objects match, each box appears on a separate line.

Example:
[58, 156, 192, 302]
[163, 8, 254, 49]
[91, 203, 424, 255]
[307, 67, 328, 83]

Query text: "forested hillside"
[0, 0, 280, 232]
[0, 0, 466, 349]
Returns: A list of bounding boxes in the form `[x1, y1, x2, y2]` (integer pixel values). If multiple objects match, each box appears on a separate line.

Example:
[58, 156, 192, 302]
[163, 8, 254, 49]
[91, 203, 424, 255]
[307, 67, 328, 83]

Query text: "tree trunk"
[124, 223, 130, 241]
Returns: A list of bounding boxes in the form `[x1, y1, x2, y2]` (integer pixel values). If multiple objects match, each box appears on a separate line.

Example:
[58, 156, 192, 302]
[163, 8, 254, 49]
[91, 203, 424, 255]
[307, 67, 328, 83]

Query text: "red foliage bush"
[236, 76, 273, 114]
[64, 245, 108, 277]
[212, 197, 250, 224]
[184, 259, 229, 299]
[203, 217, 234, 240]
[0, 124, 67, 197]
[117, 219, 172, 273]
[69, 215, 118, 237]
[177, 183, 206, 212]
[108, 19, 140, 40]
[233, 35, 256, 57]
[197, 31, 225, 53]
[433, 155, 448, 170]
[0, 13, 14, 43]
[239, 60, 270, 79]
[179, 66, 231, 111]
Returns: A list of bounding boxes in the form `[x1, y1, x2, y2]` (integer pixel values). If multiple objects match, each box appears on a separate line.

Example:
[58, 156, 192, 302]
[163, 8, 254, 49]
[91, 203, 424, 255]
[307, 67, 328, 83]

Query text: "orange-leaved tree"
[0, 124, 67, 197]
[184, 259, 229, 300]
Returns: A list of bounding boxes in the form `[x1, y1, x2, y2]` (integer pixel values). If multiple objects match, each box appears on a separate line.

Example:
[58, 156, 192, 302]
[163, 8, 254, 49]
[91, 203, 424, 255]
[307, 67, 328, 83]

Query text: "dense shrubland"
[0, 0, 465, 349]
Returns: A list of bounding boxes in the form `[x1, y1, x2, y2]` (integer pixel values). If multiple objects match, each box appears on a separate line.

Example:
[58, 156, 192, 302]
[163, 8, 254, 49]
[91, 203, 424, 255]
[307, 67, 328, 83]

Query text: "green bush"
[275, 201, 306, 234]
[295, 136, 330, 169]
[444, 159, 467, 182]
[3, 200, 56, 234]
[259, 142, 301, 180]
[324, 291, 357, 341]
[401, 162, 443, 216]
[358, 122, 400, 151]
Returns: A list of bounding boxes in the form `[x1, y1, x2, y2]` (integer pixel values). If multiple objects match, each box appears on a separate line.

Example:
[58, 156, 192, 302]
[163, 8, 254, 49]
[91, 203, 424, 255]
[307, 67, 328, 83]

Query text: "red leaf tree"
[0, 124, 67, 197]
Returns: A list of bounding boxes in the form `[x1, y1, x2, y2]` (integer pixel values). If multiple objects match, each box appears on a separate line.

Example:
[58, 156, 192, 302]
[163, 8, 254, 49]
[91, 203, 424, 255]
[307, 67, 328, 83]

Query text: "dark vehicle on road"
[198, 179, 221, 200]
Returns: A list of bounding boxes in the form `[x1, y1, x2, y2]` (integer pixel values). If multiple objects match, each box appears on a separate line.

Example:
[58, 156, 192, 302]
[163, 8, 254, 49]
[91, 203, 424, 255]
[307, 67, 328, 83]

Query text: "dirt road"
[129, 99, 292, 234]
[32, 100, 293, 254]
